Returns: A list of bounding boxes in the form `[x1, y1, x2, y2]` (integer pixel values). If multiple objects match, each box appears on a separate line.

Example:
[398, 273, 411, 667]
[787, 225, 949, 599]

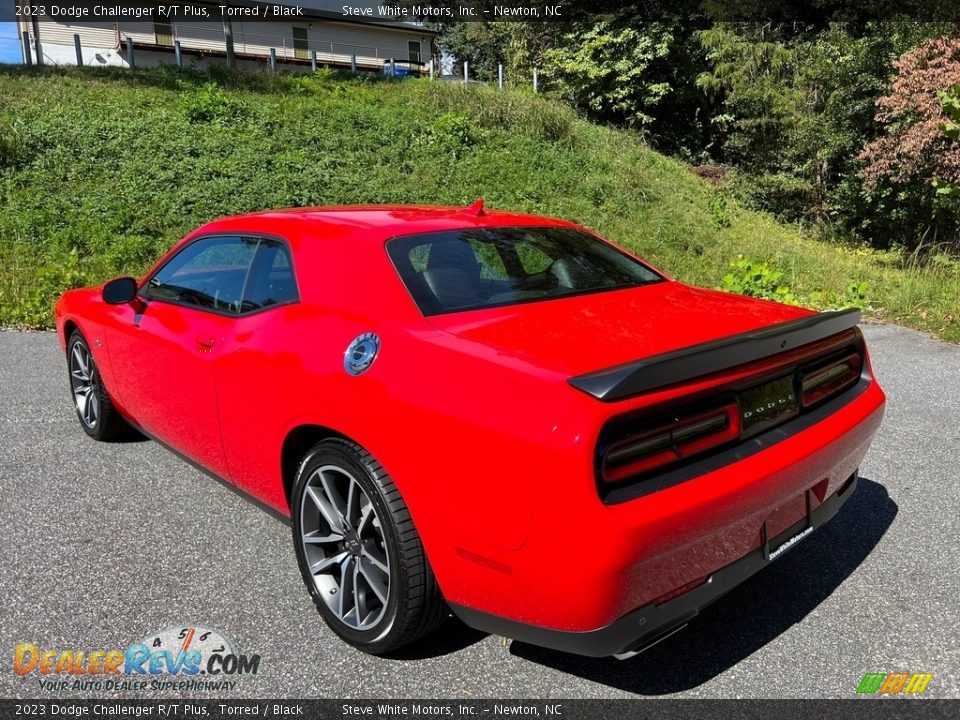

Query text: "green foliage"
[543, 22, 674, 129]
[0, 66, 956, 342]
[181, 82, 247, 124]
[434, 21, 515, 82]
[435, 19, 959, 250]
[4, 249, 90, 328]
[708, 194, 731, 228]
[938, 84, 960, 140]
[844, 280, 870, 306]
[720, 256, 799, 304]
[699, 22, 952, 245]
[414, 81, 575, 142]
[724, 169, 815, 221]
[934, 84, 960, 198]
[0, 118, 30, 169]
[421, 113, 484, 158]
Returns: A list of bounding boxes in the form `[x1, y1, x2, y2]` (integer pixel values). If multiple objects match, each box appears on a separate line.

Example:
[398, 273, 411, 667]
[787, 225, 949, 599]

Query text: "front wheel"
[291, 439, 446, 654]
[67, 330, 130, 441]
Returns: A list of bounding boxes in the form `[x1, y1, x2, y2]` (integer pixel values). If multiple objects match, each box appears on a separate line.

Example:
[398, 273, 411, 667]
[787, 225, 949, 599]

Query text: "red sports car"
[55, 203, 885, 657]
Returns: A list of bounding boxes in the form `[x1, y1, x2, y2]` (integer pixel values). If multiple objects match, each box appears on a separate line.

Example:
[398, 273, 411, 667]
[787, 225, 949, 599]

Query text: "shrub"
[720, 256, 799, 305]
[0, 118, 32, 169]
[415, 82, 575, 143]
[422, 113, 484, 158]
[181, 82, 247, 125]
[708, 194, 731, 228]
[933, 84, 960, 198]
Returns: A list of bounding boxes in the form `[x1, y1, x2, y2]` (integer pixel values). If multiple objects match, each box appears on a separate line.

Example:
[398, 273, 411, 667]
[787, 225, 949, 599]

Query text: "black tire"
[66, 330, 130, 442]
[291, 438, 447, 654]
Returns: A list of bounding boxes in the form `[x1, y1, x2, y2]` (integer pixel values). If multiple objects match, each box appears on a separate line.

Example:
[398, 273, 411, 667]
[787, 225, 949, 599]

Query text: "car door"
[105, 235, 259, 479]
[214, 238, 302, 498]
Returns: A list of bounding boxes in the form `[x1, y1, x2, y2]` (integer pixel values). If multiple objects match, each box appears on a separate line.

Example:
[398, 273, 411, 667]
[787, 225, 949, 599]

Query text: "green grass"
[1, 65, 958, 341]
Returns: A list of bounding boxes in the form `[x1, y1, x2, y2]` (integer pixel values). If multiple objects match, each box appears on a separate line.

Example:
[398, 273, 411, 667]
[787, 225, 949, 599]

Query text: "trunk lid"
[425, 281, 812, 377]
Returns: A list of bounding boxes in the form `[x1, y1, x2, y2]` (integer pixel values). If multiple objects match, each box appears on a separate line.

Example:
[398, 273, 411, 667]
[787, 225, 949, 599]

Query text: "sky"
[0, 0, 21, 64]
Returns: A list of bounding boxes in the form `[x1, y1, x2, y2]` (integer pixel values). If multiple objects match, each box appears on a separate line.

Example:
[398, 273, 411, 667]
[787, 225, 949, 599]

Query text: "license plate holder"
[764, 489, 815, 562]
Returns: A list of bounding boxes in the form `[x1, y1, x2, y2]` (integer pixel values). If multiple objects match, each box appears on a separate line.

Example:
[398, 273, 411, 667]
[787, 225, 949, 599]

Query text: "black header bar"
[4, 1, 960, 24]
[0, 700, 957, 720]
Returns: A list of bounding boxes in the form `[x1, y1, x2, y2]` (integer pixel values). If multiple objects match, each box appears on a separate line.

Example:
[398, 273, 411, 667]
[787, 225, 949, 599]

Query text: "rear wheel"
[67, 330, 129, 441]
[291, 439, 446, 654]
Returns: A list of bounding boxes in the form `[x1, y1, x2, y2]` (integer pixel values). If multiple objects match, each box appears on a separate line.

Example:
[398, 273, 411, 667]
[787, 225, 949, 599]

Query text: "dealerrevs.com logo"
[14, 625, 261, 692]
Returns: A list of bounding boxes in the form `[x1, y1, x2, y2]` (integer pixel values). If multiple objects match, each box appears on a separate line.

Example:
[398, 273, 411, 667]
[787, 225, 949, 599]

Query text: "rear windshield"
[387, 226, 663, 316]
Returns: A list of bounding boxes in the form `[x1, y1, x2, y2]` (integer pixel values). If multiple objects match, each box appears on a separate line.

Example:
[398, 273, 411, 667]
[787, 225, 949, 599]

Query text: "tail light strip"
[599, 344, 864, 486]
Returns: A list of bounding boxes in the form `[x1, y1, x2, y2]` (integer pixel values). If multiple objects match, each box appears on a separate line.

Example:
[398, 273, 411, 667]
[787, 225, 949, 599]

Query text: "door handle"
[196, 335, 216, 350]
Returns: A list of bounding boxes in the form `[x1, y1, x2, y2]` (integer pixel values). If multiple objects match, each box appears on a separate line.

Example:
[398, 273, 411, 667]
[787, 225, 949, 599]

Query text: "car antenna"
[463, 198, 486, 216]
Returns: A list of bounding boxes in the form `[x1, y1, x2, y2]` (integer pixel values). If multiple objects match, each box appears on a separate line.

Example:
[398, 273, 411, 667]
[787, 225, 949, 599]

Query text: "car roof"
[196, 204, 574, 241]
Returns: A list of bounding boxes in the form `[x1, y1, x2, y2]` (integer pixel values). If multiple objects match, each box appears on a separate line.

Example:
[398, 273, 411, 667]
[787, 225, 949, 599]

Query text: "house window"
[293, 27, 308, 60]
[408, 41, 421, 64]
[154, 21, 173, 47]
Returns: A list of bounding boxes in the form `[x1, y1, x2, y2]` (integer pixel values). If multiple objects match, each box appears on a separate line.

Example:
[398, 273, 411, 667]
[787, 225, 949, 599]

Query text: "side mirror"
[102, 277, 138, 305]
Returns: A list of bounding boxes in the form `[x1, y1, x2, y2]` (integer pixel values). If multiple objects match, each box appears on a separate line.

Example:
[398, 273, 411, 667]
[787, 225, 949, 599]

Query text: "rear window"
[386, 226, 663, 316]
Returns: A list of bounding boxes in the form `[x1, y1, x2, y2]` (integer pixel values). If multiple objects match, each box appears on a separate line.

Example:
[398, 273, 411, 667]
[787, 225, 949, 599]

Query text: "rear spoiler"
[568, 308, 862, 402]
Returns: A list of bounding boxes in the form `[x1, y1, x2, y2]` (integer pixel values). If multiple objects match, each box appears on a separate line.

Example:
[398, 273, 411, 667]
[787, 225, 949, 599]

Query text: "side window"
[242, 239, 299, 313]
[145, 236, 257, 315]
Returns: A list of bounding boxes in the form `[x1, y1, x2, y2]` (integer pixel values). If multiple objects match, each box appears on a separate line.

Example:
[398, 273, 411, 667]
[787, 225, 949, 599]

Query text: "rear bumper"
[451, 471, 859, 657]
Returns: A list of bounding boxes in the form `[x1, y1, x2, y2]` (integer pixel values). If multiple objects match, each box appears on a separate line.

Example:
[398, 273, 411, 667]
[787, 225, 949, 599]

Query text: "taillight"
[602, 403, 741, 483]
[800, 352, 861, 408]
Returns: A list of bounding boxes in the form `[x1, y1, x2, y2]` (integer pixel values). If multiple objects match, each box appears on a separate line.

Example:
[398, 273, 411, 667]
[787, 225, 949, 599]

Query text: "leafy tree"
[542, 22, 675, 129]
[433, 21, 514, 82]
[697, 22, 949, 234]
[434, 18, 710, 154]
[858, 36, 960, 248]
[935, 84, 960, 197]
[859, 37, 960, 189]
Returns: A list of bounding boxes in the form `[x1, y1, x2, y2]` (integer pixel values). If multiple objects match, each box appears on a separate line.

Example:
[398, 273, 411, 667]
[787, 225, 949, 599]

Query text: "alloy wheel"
[70, 340, 99, 429]
[298, 464, 391, 630]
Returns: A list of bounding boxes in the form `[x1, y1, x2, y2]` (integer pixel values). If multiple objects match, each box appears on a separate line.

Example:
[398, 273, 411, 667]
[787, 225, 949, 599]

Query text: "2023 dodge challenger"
[55, 203, 885, 658]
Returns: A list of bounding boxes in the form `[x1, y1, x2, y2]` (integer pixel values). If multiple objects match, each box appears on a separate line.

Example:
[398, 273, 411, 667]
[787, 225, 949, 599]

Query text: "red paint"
[54, 206, 886, 634]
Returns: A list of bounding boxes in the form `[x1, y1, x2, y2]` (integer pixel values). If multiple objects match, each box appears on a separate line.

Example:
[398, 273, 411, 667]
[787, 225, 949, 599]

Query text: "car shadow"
[111, 427, 150, 443]
[383, 616, 490, 660]
[507, 477, 897, 694]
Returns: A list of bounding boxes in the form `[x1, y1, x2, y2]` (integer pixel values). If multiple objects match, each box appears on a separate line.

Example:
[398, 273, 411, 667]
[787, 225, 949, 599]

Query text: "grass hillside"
[1, 66, 958, 341]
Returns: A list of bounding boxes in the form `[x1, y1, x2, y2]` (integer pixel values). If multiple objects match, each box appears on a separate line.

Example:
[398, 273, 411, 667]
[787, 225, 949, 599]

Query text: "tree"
[696, 22, 949, 233]
[542, 22, 675, 129]
[935, 84, 960, 197]
[859, 37, 960, 190]
[858, 36, 960, 248]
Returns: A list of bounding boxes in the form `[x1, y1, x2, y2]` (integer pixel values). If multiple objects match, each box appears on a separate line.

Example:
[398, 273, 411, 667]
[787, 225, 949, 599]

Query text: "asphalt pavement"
[1, 323, 958, 699]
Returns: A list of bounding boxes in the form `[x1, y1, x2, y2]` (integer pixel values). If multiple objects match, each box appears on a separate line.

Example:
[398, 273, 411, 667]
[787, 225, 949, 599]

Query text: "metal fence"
[20, 27, 542, 92]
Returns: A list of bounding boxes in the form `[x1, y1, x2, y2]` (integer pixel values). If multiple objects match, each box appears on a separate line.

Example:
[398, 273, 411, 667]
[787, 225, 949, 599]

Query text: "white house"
[17, 1, 437, 73]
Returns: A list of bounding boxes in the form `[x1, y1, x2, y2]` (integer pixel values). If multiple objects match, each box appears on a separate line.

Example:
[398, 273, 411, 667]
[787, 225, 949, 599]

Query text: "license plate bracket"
[764, 489, 815, 562]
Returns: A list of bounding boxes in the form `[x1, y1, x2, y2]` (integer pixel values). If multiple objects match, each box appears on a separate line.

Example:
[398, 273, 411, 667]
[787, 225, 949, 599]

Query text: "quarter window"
[241, 239, 299, 312]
